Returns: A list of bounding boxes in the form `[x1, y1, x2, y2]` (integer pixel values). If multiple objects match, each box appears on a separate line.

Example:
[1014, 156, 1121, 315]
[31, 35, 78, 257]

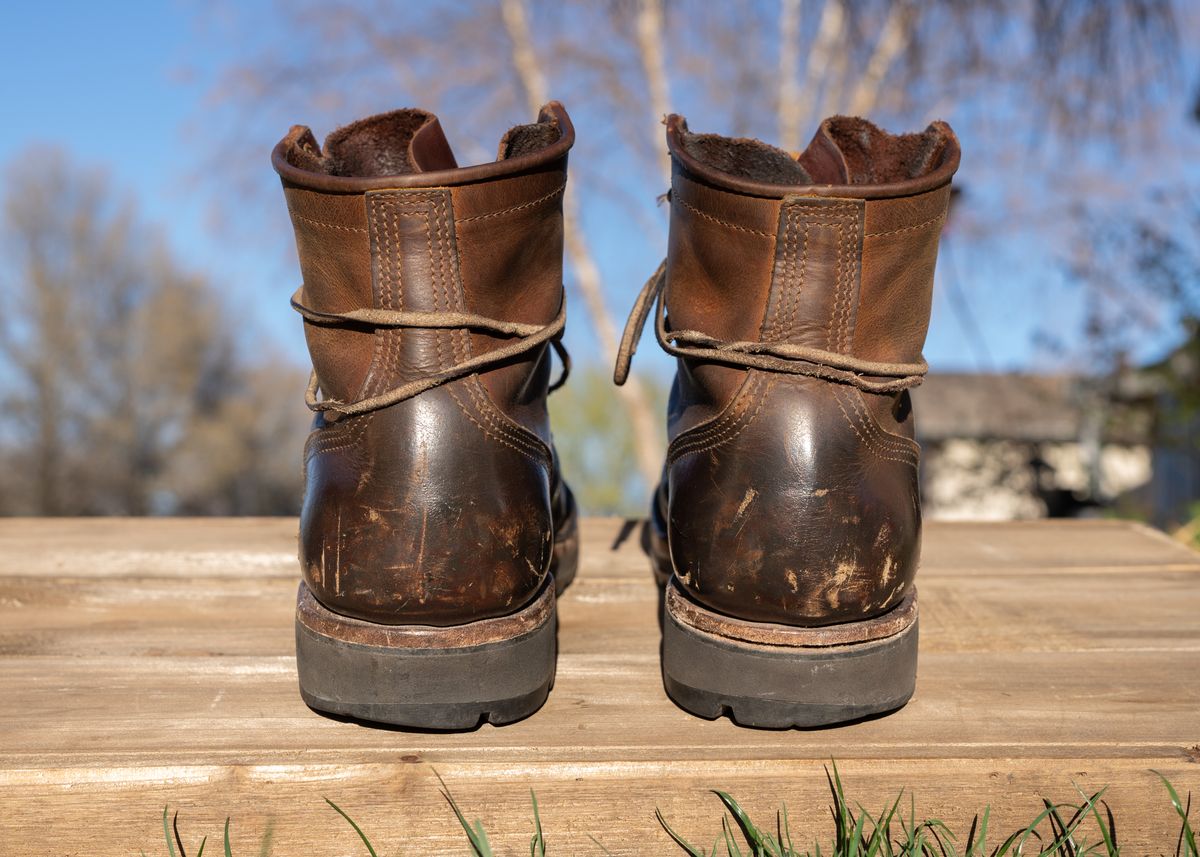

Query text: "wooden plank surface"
[1, 518, 1197, 854]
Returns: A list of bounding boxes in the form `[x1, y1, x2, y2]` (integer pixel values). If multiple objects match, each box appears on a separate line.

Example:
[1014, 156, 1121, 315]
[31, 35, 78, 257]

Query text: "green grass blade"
[721, 814, 746, 857]
[530, 789, 545, 857]
[172, 810, 190, 857]
[781, 805, 795, 855]
[323, 797, 379, 857]
[162, 807, 178, 857]
[435, 769, 493, 857]
[847, 811, 867, 857]
[964, 812, 981, 857]
[1153, 771, 1197, 857]
[588, 832, 617, 855]
[1014, 802, 1055, 853]
[223, 818, 233, 857]
[715, 791, 769, 854]
[256, 818, 274, 857]
[1073, 786, 1118, 857]
[657, 808, 710, 857]
[1045, 791, 1107, 857]
[196, 836, 207, 857]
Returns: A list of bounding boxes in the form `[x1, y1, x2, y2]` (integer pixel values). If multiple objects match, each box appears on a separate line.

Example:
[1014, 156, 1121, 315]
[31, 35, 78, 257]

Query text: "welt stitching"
[671, 375, 775, 463]
[841, 388, 917, 463]
[675, 197, 774, 237]
[863, 213, 945, 238]
[446, 385, 546, 466]
[836, 214, 852, 353]
[845, 217, 863, 352]
[849, 391, 920, 458]
[455, 184, 565, 223]
[833, 391, 918, 469]
[668, 372, 762, 454]
[291, 212, 368, 234]
[667, 373, 760, 455]
[367, 194, 398, 399]
[438, 190, 545, 459]
[468, 376, 548, 459]
[764, 210, 794, 341]
[826, 216, 846, 352]
[669, 372, 766, 460]
[785, 220, 810, 340]
[430, 189, 546, 462]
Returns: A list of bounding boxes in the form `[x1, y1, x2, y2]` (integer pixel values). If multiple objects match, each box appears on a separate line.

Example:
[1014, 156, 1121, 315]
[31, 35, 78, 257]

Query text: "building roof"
[912, 373, 1084, 443]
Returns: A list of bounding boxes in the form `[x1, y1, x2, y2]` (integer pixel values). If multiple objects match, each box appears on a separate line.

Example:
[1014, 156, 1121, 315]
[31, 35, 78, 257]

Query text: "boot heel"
[295, 579, 556, 730]
[661, 579, 918, 729]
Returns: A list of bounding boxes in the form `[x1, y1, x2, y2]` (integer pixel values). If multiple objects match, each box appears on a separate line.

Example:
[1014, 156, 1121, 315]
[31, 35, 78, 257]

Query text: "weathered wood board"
[0, 518, 1197, 854]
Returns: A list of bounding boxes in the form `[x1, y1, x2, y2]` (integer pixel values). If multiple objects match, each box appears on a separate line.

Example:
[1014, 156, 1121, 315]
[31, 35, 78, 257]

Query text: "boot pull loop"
[613, 259, 667, 386]
[292, 284, 570, 416]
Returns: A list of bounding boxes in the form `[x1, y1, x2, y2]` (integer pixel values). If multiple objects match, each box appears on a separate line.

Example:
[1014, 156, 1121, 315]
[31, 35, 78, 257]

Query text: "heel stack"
[662, 579, 918, 729]
[295, 578, 556, 730]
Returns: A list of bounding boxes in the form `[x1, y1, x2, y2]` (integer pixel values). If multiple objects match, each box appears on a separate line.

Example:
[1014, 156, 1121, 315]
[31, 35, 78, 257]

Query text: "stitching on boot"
[668, 373, 775, 463]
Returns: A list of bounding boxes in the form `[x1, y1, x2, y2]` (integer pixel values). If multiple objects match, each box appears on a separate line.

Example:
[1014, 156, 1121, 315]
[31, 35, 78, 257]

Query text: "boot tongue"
[308, 109, 458, 177]
[798, 117, 952, 185]
[796, 126, 852, 184]
[407, 116, 458, 172]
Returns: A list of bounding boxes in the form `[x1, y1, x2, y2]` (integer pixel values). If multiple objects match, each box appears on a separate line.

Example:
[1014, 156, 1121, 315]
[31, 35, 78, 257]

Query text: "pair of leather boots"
[274, 101, 960, 730]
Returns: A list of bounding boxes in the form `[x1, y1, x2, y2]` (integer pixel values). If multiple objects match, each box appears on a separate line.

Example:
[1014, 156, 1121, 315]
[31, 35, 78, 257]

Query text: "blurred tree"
[0, 151, 307, 515]
[548, 366, 667, 514]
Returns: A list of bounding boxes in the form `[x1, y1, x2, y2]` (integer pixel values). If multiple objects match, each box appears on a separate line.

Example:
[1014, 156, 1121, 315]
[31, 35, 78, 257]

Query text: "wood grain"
[0, 518, 1197, 854]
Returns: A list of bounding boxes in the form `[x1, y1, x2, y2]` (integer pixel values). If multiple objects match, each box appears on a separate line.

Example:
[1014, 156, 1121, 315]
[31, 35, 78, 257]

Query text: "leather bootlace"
[292, 286, 570, 417]
[613, 260, 926, 393]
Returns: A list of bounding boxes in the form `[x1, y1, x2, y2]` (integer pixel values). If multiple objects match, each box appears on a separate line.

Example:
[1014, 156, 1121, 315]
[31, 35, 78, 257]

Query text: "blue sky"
[2, 2, 1194, 380]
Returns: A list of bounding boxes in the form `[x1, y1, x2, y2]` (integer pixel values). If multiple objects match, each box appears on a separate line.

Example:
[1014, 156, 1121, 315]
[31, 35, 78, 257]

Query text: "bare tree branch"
[635, 0, 673, 180]
[797, 0, 845, 132]
[846, 1, 914, 117]
[777, 0, 803, 151]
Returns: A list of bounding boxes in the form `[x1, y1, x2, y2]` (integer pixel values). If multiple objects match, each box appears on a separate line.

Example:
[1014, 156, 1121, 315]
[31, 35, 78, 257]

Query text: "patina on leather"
[620, 114, 959, 627]
[273, 103, 576, 627]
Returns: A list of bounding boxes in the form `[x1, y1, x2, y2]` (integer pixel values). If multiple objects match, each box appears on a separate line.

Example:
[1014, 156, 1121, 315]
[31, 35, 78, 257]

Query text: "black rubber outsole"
[661, 580, 919, 729]
[295, 579, 557, 730]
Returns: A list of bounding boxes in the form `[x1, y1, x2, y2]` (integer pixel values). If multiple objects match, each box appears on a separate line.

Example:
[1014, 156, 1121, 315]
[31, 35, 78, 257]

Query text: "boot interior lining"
[287, 109, 432, 177]
[284, 110, 563, 178]
[821, 117, 951, 185]
[678, 117, 953, 187]
[678, 132, 814, 185]
[498, 120, 561, 161]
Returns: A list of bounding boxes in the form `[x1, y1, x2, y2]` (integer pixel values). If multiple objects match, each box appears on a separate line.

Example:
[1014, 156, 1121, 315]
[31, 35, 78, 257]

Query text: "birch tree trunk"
[777, 0, 803, 152]
[499, 0, 664, 489]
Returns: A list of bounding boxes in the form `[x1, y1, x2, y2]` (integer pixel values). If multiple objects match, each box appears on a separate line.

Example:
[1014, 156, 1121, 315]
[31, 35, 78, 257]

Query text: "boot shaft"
[273, 105, 573, 422]
[663, 115, 959, 402]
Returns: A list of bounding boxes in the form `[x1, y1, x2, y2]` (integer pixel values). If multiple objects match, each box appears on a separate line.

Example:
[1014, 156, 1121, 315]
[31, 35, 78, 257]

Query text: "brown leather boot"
[616, 114, 960, 728]
[273, 103, 579, 729]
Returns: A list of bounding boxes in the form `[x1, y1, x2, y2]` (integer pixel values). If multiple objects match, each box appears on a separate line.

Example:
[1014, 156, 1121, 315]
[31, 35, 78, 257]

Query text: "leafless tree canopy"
[0, 152, 307, 515]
